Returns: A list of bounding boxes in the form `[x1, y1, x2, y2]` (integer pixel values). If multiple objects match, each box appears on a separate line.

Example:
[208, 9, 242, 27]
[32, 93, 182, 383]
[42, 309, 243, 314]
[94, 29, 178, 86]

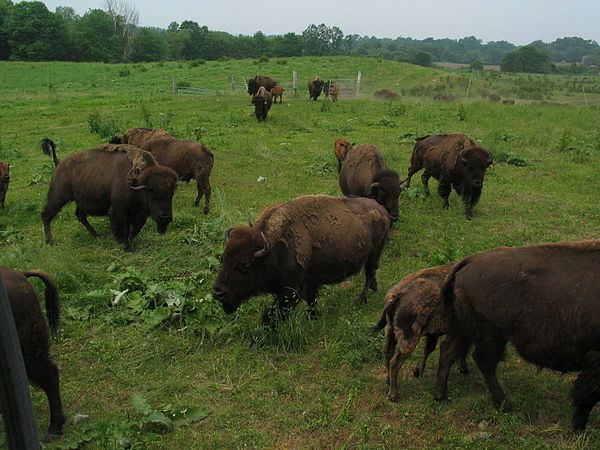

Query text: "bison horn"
[459, 149, 468, 163]
[253, 231, 270, 259]
[130, 185, 147, 191]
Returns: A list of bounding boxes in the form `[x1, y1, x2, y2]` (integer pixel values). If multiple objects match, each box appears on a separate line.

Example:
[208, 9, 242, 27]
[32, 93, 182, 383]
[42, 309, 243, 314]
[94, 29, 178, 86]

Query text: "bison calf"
[1, 266, 65, 442]
[252, 86, 273, 122]
[110, 127, 214, 213]
[437, 240, 600, 432]
[213, 195, 390, 334]
[333, 138, 354, 173]
[371, 263, 468, 402]
[270, 85, 284, 104]
[339, 144, 401, 222]
[41, 144, 178, 252]
[0, 161, 9, 208]
[405, 133, 492, 219]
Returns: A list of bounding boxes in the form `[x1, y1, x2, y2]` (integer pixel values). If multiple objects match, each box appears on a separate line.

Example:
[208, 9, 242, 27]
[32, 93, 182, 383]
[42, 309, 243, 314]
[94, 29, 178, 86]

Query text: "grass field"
[1, 56, 600, 448]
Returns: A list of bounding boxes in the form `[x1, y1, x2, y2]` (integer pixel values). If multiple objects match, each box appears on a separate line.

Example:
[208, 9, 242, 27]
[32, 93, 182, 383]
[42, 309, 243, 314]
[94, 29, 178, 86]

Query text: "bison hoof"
[357, 294, 368, 304]
[43, 431, 62, 443]
[498, 399, 514, 412]
[458, 366, 469, 375]
[388, 393, 400, 403]
[203, 207, 209, 215]
[369, 280, 378, 292]
[434, 392, 449, 402]
[413, 367, 422, 378]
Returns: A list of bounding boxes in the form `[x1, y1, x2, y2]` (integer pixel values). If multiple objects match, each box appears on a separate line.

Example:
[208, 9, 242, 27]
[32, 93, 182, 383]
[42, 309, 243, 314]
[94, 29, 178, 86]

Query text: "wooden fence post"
[172, 77, 177, 95]
[292, 71, 297, 96]
[356, 71, 362, 97]
[231, 76, 236, 93]
[0, 275, 41, 449]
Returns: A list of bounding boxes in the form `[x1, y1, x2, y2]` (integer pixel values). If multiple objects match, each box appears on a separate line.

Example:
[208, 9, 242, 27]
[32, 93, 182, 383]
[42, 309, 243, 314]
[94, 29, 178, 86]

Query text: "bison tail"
[22, 270, 60, 336]
[442, 257, 471, 318]
[369, 311, 387, 334]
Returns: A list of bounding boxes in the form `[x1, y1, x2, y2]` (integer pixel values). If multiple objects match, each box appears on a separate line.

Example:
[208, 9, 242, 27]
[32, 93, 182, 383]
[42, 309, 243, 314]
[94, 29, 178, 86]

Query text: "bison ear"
[459, 149, 468, 163]
[369, 182, 380, 197]
[253, 231, 270, 259]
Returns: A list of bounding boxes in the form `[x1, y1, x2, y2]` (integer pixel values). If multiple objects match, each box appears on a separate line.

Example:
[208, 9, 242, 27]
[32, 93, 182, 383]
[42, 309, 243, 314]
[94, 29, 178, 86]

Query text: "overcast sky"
[40, 0, 599, 46]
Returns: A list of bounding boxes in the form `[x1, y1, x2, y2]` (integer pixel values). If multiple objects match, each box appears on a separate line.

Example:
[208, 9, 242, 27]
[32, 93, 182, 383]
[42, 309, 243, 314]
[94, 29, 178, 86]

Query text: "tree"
[72, 9, 125, 62]
[0, 0, 14, 60]
[470, 59, 484, 71]
[501, 45, 553, 73]
[104, 0, 139, 59]
[411, 50, 432, 67]
[302, 24, 345, 56]
[130, 28, 168, 62]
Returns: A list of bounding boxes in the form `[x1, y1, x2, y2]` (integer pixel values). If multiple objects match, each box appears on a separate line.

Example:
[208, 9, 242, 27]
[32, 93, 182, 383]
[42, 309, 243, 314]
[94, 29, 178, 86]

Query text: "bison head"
[109, 134, 127, 144]
[457, 147, 493, 189]
[132, 166, 178, 233]
[370, 169, 401, 222]
[213, 227, 273, 314]
[247, 79, 259, 96]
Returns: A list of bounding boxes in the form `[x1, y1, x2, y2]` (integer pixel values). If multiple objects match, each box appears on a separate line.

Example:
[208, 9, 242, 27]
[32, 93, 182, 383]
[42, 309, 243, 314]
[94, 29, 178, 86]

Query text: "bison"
[404, 133, 492, 219]
[213, 195, 390, 333]
[435, 240, 600, 432]
[333, 137, 354, 173]
[252, 86, 273, 122]
[0, 161, 9, 208]
[41, 144, 178, 252]
[433, 93, 455, 102]
[488, 93, 501, 102]
[270, 85, 284, 104]
[308, 76, 325, 101]
[339, 144, 401, 222]
[1, 266, 64, 442]
[247, 75, 277, 96]
[109, 128, 214, 213]
[323, 80, 331, 98]
[330, 84, 340, 102]
[41, 138, 60, 168]
[370, 263, 468, 402]
[374, 89, 399, 100]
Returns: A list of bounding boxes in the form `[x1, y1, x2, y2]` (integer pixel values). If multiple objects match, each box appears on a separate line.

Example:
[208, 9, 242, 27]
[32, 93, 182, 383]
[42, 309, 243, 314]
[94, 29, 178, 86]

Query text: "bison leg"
[434, 333, 470, 401]
[437, 179, 451, 209]
[109, 211, 133, 252]
[303, 283, 319, 318]
[41, 197, 71, 244]
[387, 330, 420, 402]
[130, 212, 147, 239]
[413, 335, 439, 378]
[571, 360, 600, 432]
[471, 339, 513, 411]
[75, 207, 101, 238]
[25, 355, 65, 441]
[260, 287, 301, 328]
[421, 172, 431, 195]
[357, 246, 383, 303]
[194, 169, 212, 214]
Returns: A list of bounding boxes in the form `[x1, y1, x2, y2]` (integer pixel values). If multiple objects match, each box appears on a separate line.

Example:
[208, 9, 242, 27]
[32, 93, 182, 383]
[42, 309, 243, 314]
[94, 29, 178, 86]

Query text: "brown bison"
[371, 263, 469, 402]
[502, 99, 515, 105]
[252, 86, 273, 122]
[404, 133, 493, 219]
[308, 76, 325, 101]
[488, 93, 501, 102]
[247, 75, 277, 96]
[434, 93, 455, 102]
[109, 128, 214, 213]
[374, 89, 399, 100]
[436, 240, 600, 432]
[333, 137, 354, 173]
[323, 80, 332, 97]
[1, 266, 64, 442]
[41, 144, 178, 252]
[213, 195, 390, 332]
[330, 84, 340, 102]
[339, 144, 401, 222]
[270, 85, 284, 104]
[41, 138, 59, 168]
[0, 161, 9, 208]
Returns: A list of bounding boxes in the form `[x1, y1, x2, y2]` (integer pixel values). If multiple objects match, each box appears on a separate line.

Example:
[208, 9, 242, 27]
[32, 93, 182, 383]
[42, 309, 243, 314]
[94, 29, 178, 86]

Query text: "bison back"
[339, 145, 387, 196]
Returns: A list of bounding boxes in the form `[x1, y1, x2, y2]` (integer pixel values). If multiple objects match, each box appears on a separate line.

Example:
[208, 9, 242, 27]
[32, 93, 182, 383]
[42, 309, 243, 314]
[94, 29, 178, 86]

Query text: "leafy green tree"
[302, 23, 345, 56]
[470, 59, 484, 71]
[130, 28, 168, 62]
[72, 9, 125, 62]
[501, 45, 553, 73]
[0, 0, 14, 60]
[411, 50, 432, 67]
[5, 1, 68, 60]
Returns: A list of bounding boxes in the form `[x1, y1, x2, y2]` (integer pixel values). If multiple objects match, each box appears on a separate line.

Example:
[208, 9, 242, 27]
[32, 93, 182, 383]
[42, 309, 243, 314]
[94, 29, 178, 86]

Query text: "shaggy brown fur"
[434, 93, 455, 102]
[252, 86, 273, 122]
[40, 138, 60, 167]
[405, 133, 492, 219]
[437, 240, 600, 431]
[213, 195, 390, 334]
[253, 201, 286, 225]
[0, 161, 9, 208]
[41, 145, 178, 251]
[502, 99, 515, 105]
[330, 84, 340, 102]
[270, 85, 284, 104]
[488, 93, 501, 102]
[1, 266, 64, 442]
[333, 138, 354, 173]
[370, 263, 468, 402]
[109, 128, 214, 212]
[247, 75, 277, 96]
[374, 89, 399, 100]
[308, 76, 325, 101]
[339, 144, 401, 222]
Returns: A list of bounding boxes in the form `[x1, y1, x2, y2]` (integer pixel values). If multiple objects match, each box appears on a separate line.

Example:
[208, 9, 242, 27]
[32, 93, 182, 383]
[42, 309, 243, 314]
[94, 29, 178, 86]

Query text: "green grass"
[1, 57, 600, 448]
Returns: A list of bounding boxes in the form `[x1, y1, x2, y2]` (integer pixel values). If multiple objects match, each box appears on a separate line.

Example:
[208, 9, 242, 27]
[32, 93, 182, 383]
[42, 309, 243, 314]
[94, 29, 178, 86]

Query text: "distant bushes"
[88, 112, 121, 139]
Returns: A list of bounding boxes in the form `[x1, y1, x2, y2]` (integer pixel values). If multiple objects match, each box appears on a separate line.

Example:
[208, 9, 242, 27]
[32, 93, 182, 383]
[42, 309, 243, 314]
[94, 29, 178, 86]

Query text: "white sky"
[40, 0, 599, 46]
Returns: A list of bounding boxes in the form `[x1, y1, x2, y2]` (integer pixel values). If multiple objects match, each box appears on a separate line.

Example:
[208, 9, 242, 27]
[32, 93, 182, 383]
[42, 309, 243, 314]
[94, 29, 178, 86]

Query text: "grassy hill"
[1, 56, 600, 448]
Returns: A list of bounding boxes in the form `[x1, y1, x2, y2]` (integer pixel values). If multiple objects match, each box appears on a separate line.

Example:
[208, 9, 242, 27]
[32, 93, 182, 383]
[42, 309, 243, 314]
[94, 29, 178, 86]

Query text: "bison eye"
[236, 261, 252, 273]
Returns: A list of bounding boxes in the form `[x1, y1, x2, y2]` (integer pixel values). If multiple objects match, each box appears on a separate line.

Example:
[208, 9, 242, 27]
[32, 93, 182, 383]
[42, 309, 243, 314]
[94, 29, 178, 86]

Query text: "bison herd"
[0, 75, 598, 442]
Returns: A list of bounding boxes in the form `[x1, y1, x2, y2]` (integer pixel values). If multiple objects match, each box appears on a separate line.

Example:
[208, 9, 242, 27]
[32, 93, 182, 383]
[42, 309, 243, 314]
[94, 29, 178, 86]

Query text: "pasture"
[1, 56, 600, 448]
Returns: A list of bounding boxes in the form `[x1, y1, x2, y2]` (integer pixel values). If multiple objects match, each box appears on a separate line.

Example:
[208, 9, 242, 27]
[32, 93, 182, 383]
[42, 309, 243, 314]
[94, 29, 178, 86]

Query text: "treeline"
[1, 1, 599, 73]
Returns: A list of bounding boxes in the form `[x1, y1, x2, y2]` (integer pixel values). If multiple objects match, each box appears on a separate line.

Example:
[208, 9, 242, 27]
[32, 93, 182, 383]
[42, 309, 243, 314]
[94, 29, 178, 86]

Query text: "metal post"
[356, 71, 362, 97]
[292, 71, 297, 96]
[0, 275, 41, 449]
[465, 75, 472, 101]
[582, 85, 589, 107]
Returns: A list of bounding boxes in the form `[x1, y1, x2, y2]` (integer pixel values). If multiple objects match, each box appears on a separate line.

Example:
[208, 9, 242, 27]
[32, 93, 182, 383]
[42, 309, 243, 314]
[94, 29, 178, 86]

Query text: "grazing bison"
[1, 266, 64, 442]
[0, 161, 9, 208]
[308, 76, 324, 101]
[333, 137, 354, 173]
[109, 128, 214, 213]
[370, 263, 469, 402]
[404, 133, 493, 219]
[488, 93, 501, 102]
[213, 195, 390, 333]
[41, 144, 178, 252]
[434, 93, 455, 102]
[330, 84, 340, 102]
[323, 80, 332, 98]
[41, 138, 60, 168]
[374, 89, 399, 100]
[252, 86, 273, 122]
[270, 85, 284, 104]
[436, 240, 600, 431]
[502, 99, 515, 105]
[247, 75, 277, 96]
[339, 144, 401, 222]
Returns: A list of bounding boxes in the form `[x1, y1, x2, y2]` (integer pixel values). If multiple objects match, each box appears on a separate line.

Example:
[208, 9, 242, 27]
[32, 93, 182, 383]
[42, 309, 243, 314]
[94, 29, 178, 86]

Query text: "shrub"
[218, 56, 230, 62]
[189, 59, 206, 67]
[119, 68, 131, 77]
[87, 111, 122, 138]
[258, 55, 269, 63]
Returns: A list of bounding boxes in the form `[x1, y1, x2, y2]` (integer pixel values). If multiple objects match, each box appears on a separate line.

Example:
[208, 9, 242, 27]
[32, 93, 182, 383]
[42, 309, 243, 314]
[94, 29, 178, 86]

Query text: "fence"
[326, 72, 362, 99]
